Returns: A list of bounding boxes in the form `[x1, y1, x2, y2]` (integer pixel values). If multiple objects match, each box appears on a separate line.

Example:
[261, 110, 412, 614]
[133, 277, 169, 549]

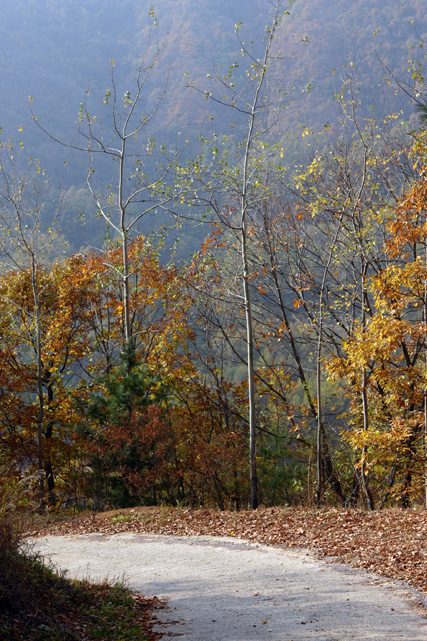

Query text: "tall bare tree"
[190, 0, 293, 508]
[32, 9, 181, 361]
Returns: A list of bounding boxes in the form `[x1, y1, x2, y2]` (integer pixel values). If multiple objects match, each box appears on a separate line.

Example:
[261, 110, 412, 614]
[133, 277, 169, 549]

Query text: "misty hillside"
[1, 0, 426, 246]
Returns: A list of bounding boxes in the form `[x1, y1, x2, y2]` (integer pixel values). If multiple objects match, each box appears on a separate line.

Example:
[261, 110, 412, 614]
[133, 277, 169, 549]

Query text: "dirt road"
[33, 533, 427, 641]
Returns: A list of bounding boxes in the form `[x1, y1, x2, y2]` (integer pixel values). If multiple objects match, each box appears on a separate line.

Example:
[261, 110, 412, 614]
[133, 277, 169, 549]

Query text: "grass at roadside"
[0, 513, 163, 641]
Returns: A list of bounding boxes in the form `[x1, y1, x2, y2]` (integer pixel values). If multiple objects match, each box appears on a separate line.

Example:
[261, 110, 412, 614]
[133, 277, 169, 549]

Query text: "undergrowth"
[0, 479, 159, 641]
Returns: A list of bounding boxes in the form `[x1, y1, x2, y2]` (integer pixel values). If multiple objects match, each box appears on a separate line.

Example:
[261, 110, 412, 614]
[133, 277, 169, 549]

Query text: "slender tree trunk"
[45, 381, 56, 506]
[315, 213, 344, 505]
[122, 230, 132, 352]
[242, 220, 258, 509]
[119, 137, 133, 356]
[316, 275, 327, 505]
[316, 322, 324, 504]
[210, 0, 285, 509]
[360, 263, 374, 510]
[239, 35, 265, 512]
[425, 386, 427, 509]
[425, 243, 427, 509]
[31, 255, 45, 503]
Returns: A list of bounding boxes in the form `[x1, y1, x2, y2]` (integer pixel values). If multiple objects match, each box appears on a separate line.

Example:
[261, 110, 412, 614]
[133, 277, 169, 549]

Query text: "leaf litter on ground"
[28, 506, 427, 598]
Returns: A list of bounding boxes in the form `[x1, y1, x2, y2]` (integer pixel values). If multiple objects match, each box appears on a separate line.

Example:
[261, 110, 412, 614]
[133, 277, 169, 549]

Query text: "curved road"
[33, 533, 427, 641]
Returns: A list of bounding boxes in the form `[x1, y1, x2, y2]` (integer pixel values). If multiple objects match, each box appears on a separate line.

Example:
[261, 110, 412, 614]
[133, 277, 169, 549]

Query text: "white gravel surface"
[32, 533, 427, 641]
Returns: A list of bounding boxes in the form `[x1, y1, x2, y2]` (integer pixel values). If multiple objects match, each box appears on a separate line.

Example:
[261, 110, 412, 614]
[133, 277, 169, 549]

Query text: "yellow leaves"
[387, 143, 427, 256]
[327, 217, 427, 478]
[369, 261, 427, 314]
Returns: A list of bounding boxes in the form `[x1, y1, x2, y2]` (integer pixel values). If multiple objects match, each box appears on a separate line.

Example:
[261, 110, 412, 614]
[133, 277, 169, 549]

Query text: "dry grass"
[0, 481, 163, 640]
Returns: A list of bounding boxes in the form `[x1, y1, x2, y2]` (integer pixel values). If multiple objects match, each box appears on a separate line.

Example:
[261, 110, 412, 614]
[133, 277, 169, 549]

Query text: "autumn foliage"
[0, 235, 253, 510]
[327, 131, 427, 506]
[3, 130, 427, 512]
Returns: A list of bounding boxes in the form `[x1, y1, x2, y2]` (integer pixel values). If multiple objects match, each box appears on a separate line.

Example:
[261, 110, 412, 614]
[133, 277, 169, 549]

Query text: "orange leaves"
[199, 222, 226, 255]
[0, 234, 197, 504]
[89, 405, 175, 498]
[324, 138, 427, 502]
[386, 137, 427, 257]
[292, 298, 304, 308]
[369, 262, 427, 315]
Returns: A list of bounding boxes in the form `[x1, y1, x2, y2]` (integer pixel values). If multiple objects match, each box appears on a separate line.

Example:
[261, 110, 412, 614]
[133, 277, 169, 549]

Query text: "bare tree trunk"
[425, 243, 427, 509]
[242, 220, 258, 509]
[315, 213, 343, 504]
[316, 330, 324, 504]
[119, 137, 133, 356]
[237, 3, 284, 510]
[263, 214, 345, 505]
[31, 255, 45, 503]
[360, 264, 374, 510]
[122, 230, 132, 353]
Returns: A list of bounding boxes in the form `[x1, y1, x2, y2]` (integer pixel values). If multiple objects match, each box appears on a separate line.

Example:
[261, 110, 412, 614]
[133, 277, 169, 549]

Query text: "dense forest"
[1, 0, 427, 514]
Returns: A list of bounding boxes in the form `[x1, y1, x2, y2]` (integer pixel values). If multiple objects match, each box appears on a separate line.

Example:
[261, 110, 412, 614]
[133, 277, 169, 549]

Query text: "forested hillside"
[1, 0, 426, 183]
[1, 0, 427, 517]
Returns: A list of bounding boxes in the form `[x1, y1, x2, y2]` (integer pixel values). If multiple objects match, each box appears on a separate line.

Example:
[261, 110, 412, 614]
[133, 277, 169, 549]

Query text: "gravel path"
[33, 533, 427, 641]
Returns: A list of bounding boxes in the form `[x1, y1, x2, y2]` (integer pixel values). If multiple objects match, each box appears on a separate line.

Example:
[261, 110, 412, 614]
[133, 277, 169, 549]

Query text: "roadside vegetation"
[3, 502, 427, 639]
[0, 505, 162, 641]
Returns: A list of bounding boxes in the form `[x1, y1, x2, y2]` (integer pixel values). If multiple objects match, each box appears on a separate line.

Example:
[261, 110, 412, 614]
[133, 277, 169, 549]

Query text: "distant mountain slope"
[0, 0, 426, 192]
[280, 0, 427, 127]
